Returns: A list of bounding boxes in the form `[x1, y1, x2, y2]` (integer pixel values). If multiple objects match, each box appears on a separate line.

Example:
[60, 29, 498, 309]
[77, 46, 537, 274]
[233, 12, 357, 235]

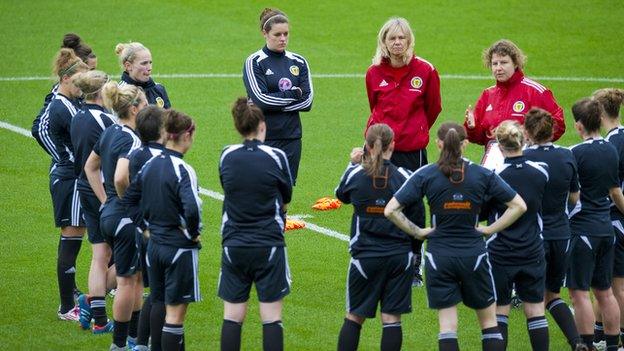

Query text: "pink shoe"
[57, 305, 80, 321]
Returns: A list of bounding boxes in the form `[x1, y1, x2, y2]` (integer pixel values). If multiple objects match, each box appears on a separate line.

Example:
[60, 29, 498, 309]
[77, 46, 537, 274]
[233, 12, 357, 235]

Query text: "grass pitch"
[1, 0, 623, 349]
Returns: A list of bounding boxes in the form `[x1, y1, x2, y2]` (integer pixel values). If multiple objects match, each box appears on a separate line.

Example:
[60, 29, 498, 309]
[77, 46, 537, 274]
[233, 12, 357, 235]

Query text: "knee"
[523, 302, 545, 319]
[346, 313, 365, 325]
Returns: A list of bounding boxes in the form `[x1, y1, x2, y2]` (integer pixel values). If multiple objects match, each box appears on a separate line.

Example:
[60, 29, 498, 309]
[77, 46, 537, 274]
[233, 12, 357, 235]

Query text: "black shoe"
[412, 273, 423, 288]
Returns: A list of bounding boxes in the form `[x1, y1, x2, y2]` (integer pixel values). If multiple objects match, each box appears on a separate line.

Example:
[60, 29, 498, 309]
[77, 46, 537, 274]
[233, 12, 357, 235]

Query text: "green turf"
[1, 0, 623, 349]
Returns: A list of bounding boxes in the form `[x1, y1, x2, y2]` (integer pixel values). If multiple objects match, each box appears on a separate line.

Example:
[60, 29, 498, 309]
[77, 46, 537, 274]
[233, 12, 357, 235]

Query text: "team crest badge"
[156, 97, 165, 108]
[289, 65, 299, 76]
[410, 76, 423, 89]
[278, 78, 292, 92]
[513, 101, 525, 113]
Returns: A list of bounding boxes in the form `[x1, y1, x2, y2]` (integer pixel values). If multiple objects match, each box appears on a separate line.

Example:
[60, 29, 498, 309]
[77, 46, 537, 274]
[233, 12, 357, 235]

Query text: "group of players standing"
[28, 6, 624, 351]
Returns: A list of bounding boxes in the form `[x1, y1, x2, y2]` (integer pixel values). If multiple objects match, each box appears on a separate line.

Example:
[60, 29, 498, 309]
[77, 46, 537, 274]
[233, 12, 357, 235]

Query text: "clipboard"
[480, 140, 504, 171]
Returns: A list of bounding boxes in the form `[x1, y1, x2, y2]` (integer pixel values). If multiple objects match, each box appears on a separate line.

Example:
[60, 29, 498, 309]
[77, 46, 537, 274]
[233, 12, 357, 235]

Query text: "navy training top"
[524, 143, 579, 240]
[606, 127, 624, 221]
[487, 155, 548, 265]
[93, 124, 141, 201]
[394, 159, 517, 257]
[121, 148, 202, 248]
[47, 93, 81, 178]
[569, 138, 620, 237]
[31, 84, 59, 156]
[70, 104, 116, 194]
[120, 71, 171, 109]
[219, 139, 293, 247]
[243, 46, 313, 140]
[335, 160, 414, 259]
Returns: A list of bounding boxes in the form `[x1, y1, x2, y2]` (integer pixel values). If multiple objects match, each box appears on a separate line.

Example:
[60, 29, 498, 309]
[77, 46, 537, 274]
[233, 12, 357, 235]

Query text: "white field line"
[1, 73, 623, 83]
[1, 120, 350, 242]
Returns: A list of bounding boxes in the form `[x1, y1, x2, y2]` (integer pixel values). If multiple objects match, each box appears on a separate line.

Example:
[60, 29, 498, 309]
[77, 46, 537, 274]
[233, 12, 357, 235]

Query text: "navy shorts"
[218, 246, 291, 303]
[566, 235, 614, 291]
[613, 221, 624, 277]
[100, 213, 140, 277]
[346, 252, 414, 318]
[138, 233, 150, 287]
[265, 138, 301, 184]
[79, 190, 105, 244]
[425, 252, 496, 310]
[49, 174, 84, 228]
[544, 239, 571, 293]
[148, 241, 201, 305]
[491, 258, 545, 305]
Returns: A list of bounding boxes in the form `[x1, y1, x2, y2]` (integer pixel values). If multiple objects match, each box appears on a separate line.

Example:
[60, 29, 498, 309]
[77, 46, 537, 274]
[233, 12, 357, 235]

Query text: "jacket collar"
[121, 71, 156, 89]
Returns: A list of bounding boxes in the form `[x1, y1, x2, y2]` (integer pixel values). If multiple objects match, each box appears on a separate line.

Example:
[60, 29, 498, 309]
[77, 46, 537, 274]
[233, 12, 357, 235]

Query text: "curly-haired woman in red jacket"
[464, 39, 565, 146]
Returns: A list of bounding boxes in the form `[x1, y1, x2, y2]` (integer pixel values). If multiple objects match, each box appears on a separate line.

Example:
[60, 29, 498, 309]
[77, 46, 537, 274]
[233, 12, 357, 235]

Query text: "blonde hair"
[72, 70, 109, 100]
[495, 120, 525, 151]
[53, 48, 89, 78]
[372, 17, 415, 66]
[483, 39, 526, 70]
[102, 81, 144, 119]
[593, 88, 624, 119]
[115, 42, 149, 68]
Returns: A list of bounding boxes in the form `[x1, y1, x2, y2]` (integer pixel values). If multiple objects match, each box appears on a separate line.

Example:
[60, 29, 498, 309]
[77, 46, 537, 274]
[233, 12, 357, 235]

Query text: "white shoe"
[593, 340, 606, 351]
[57, 305, 80, 321]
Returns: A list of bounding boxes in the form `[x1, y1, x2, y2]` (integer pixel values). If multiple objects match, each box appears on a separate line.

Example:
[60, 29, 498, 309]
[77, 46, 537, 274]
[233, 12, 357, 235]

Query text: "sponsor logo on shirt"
[289, 65, 299, 76]
[365, 206, 385, 214]
[443, 201, 472, 210]
[486, 104, 493, 111]
[265, 68, 274, 75]
[156, 97, 165, 108]
[379, 79, 389, 87]
[410, 76, 423, 89]
[513, 101, 525, 113]
[278, 78, 292, 91]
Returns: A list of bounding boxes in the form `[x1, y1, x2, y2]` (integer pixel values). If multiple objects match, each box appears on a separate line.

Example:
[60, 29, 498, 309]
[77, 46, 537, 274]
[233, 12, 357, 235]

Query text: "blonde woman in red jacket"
[365, 17, 442, 286]
[465, 39, 565, 146]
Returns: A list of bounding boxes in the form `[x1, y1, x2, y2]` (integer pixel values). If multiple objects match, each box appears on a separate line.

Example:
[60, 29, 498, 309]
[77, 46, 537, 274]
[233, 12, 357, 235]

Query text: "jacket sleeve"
[243, 55, 299, 111]
[538, 89, 565, 142]
[275, 150, 293, 204]
[284, 55, 313, 112]
[120, 169, 144, 228]
[177, 163, 203, 238]
[465, 90, 489, 145]
[335, 163, 360, 204]
[365, 67, 377, 112]
[424, 68, 442, 128]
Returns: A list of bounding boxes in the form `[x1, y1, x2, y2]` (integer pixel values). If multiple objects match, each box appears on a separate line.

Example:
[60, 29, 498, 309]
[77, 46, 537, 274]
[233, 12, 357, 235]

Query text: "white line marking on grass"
[1, 73, 623, 83]
[1, 120, 350, 242]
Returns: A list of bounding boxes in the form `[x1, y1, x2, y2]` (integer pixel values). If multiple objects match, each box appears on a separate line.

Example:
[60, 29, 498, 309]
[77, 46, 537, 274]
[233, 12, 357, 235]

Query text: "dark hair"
[524, 108, 553, 144]
[436, 122, 466, 179]
[593, 88, 624, 119]
[231, 97, 265, 136]
[483, 39, 526, 70]
[136, 106, 165, 143]
[362, 124, 394, 177]
[164, 109, 195, 142]
[61, 33, 95, 62]
[259, 8, 288, 32]
[53, 48, 88, 78]
[495, 120, 524, 151]
[572, 98, 603, 133]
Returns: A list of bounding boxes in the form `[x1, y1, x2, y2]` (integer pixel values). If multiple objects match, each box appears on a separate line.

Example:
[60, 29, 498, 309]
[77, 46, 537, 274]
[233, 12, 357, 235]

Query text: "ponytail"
[436, 122, 466, 180]
[362, 124, 394, 177]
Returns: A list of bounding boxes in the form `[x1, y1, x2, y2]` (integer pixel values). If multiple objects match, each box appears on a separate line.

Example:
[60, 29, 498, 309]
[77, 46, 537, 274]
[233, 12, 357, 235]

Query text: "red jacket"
[365, 56, 442, 152]
[465, 70, 565, 145]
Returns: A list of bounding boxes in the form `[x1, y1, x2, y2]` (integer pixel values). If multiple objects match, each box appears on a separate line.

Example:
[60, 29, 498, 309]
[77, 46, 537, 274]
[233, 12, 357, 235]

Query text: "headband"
[262, 14, 288, 30]
[59, 60, 82, 77]
[168, 122, 196, 140]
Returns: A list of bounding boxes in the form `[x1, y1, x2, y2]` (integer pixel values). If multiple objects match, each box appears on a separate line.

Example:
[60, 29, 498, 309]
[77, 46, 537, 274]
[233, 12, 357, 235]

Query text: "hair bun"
[62, 33, 82, 49]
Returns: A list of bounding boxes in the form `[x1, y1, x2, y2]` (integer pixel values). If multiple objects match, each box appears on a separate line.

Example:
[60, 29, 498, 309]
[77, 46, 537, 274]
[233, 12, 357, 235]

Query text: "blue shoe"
[126, 336, 137, 350]
[77, 294, 92, 330]
[93, 320, 114, 334]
